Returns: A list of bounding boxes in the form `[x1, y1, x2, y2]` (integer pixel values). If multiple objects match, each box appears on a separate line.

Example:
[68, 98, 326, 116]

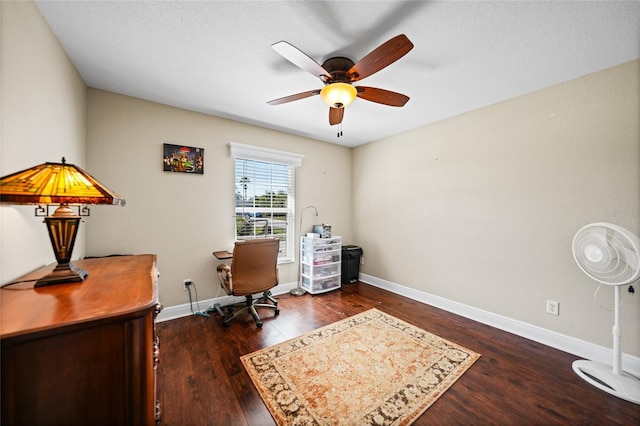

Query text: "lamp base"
[289, 286, 306, 296]
[35, 262, 88, 287]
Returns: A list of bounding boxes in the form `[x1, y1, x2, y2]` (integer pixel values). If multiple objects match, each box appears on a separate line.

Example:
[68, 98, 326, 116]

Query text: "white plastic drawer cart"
[300, 236, 342, 294]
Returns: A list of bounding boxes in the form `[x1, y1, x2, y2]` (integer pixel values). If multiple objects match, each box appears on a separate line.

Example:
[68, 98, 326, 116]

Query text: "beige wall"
[1, 1, 87, 282]
[353, 60, 640, 356]
[85, 89, 352, 307]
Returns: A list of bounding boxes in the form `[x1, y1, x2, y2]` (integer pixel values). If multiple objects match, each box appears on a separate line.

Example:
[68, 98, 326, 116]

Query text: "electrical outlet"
[546, 300, 559, 316]
[360, 256, 365, 265]
[183, 279, 192, 291]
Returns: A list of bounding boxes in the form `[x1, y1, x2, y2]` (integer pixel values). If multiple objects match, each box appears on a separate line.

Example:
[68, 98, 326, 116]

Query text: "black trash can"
[341, 245, 363, 284]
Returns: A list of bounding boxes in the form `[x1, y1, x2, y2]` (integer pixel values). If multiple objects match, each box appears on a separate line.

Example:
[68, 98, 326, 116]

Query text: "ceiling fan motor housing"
[321, 57, 356, 83]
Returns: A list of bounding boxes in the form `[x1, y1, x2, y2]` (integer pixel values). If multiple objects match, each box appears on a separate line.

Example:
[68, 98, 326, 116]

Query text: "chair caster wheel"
[275, 309, 280, 315]
[223, 322, 231, 328]
[257, 322, 263, 328]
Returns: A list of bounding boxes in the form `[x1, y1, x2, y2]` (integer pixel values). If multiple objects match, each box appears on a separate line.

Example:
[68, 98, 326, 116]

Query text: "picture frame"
[163, 143, 204, 174]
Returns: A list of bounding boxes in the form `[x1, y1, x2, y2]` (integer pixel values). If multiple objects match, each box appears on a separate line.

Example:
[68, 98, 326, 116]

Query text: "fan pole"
[613, 285, 621, 375]
[291, 206, 318, 296]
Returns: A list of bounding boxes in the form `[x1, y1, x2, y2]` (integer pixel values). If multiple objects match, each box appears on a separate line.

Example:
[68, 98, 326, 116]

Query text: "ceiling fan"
[267, 34, 414, 132]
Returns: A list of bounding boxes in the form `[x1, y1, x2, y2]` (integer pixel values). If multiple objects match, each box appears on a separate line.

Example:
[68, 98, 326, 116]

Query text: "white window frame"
[229, 142, 303, 263]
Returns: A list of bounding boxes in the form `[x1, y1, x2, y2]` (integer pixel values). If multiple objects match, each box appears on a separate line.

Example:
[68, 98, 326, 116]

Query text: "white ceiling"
[35, 1, 640, 148]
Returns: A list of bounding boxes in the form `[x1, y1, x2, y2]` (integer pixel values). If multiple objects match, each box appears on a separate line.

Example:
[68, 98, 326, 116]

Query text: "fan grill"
[572, 223, 640, 286]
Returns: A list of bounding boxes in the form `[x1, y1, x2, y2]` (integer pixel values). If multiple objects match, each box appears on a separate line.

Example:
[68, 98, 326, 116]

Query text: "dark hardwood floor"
[156, 283, 639, 425]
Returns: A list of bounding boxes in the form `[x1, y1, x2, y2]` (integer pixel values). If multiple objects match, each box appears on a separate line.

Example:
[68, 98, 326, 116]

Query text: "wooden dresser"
[1, 254, 161, 425]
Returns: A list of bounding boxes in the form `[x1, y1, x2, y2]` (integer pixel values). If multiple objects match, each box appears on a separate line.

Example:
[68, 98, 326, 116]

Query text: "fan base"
[572, 360, 640, 405]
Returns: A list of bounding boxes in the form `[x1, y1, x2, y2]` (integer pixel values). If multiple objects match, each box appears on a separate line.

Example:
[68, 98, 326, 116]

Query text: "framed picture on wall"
[163, 143, 204, 174]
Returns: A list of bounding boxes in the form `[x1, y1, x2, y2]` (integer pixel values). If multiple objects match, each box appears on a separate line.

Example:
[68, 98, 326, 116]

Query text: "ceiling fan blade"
[267, 89, 321, 106]
[356, 86, 410, 107]
[347, 34, 414, 82]
[329, 107, 344, 125]
[272, 41, 332, 80]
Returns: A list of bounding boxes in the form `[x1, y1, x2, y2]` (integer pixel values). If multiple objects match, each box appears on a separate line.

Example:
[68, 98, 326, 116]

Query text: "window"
[229, 142, 303, 263]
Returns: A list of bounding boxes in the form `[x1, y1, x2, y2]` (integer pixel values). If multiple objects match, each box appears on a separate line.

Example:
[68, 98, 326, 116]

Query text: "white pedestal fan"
[572, 222, 640, 405]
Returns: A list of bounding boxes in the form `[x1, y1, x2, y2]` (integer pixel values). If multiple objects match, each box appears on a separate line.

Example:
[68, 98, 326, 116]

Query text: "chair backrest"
[230, 238, 279, 295]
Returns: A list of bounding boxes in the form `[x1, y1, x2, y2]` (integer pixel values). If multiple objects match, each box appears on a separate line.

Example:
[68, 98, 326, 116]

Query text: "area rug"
[240, 308, 480, 425]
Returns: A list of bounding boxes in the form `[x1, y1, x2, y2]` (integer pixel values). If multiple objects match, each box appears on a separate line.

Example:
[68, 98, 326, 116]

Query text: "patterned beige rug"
[241, 308, 480, 425]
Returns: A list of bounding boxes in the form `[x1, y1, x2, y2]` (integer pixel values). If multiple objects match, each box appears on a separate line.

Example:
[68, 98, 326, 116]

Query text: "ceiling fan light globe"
[320, 83, 357, 108]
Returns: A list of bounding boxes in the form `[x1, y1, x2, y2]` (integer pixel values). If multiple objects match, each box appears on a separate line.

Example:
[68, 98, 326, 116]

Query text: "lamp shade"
[320, 83, 357, 108]
[0, 158, 125, 206]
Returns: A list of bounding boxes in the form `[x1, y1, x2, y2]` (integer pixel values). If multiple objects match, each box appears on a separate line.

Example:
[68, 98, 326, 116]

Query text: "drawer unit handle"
[154, 303, 163, 318]
[154, 336, 160, 367]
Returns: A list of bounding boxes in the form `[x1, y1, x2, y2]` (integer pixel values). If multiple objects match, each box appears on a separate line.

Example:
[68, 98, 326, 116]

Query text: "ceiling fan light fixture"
[320, 83, 357, 108]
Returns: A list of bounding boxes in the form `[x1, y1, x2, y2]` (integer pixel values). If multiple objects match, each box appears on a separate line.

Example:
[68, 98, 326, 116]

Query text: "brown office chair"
[213, 238, 280, 328]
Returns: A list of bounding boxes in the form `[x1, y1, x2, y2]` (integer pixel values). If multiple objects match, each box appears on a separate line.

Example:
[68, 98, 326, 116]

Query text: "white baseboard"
[359, 273, 640, 378]
[156, 281, 299, 323]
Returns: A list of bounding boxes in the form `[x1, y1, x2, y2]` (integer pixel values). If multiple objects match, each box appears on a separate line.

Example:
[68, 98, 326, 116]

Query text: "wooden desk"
[213, 250, 233, 260]
[1, 254, 161, 425]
